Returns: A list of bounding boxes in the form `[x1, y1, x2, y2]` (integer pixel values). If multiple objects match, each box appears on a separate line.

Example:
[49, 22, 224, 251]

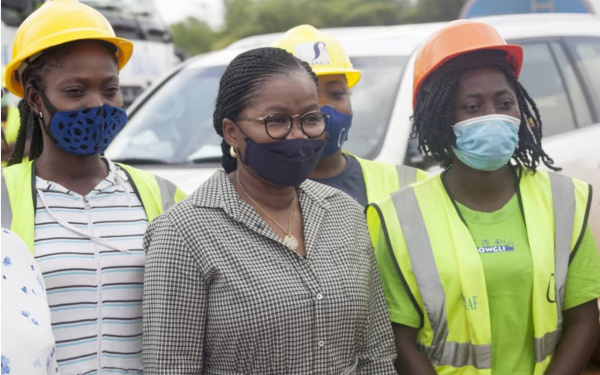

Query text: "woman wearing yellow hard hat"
[367, 20, 600, 374]
[1, 0, 185, 373]
[273, 25, 427, 207]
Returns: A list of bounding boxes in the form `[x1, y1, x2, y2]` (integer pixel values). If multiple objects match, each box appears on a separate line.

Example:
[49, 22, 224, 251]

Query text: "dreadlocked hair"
[7, 98, 43, 166]
[7, 40, 118, 166]
[213, 47, 318, 173]
[411, 63, 559, 173]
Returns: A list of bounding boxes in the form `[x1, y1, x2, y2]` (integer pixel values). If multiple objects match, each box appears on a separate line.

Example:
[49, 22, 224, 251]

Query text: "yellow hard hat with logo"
[4, 0, 133, 98]
[273, 25, 361, 88]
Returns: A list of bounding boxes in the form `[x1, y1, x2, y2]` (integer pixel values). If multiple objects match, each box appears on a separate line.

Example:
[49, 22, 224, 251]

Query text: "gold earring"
[229, 146, 237, 158]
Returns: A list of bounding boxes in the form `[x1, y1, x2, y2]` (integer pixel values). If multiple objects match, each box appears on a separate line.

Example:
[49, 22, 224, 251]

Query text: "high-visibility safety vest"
[2, 105, 21, 144]
[1, 160, 186, 252]
[350, 154, 428, 203]
[366, 169, 592, 375]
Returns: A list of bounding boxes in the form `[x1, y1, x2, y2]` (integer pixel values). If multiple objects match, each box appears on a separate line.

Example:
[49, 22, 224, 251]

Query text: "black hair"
[7, 40, 118, 166]
[411, 51, 559, 173]
[213, 47, 318, 173]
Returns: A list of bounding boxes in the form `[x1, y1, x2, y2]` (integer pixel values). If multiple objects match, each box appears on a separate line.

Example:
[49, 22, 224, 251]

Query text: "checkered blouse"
[142, 170, 396, 374]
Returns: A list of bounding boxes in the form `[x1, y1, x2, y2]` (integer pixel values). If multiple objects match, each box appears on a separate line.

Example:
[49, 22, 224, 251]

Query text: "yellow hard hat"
[4, 0, 133, 98]
[273, 25, 361, 88]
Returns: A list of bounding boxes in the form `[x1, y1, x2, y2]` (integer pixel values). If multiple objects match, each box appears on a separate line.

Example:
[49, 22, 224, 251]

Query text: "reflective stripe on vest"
[534, 173, 575, 363]
[155, 175, 178, 212]
[386, 171, 584, 372]
[395, 164, 419, 191]
[391, 187, 492, 369]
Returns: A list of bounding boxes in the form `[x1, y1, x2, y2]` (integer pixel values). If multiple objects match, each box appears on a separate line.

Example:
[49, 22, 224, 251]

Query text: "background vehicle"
[106, 13, 600, 246]
[1, 0, 179, 107]
[459, 0, 600, 18]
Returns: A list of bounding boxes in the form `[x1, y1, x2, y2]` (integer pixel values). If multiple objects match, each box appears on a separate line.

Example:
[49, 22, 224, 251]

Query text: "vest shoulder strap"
[116, 163, 183, 222]
[350, 154, 423, 203]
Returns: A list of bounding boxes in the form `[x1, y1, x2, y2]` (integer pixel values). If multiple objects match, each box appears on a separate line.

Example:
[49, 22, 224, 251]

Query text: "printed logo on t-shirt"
[477, 239, 515, 254]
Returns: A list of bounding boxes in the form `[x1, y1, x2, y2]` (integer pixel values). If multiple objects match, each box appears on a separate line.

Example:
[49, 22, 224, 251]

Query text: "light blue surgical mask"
[320, 105, 353, 157]
[452, 114, 521, 171]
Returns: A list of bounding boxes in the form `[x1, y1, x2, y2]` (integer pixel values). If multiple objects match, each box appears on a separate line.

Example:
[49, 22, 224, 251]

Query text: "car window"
[517, 41, 576, 136]
[335, 56, 408, 159]
[108, 65, 226, 164]
[568, 37, 600, 118]
[550, 41, 594, 127]
[108, 56, 408, 163]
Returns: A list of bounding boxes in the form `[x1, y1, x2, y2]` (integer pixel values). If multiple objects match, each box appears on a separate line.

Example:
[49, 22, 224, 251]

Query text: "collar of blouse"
[189, 170, 346, 255]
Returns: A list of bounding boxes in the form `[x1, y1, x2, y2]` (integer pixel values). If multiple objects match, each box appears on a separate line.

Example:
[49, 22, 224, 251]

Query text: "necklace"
[235, 172, 299, 251]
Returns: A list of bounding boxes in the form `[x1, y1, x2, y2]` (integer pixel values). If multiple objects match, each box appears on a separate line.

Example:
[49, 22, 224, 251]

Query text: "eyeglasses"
[237, 111, 329, 139]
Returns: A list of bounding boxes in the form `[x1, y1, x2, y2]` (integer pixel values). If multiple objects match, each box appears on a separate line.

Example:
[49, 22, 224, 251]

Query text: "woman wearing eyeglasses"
[142, 47, 396, 374]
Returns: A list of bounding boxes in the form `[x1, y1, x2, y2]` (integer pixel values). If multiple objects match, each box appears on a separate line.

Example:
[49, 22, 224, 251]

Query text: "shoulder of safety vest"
[527, 169, 590, 190]
[522, 169, 591, 256]
[2, 161, 36, 252]
[522, 169, 591, 203]
[114, 162, 186, 222]
[351, 154, 430, 181]
[116, 162, 156, 181]
[2, 159, 34, 179]
[347, 152, 430, 202]
[349, 153, 396, 173]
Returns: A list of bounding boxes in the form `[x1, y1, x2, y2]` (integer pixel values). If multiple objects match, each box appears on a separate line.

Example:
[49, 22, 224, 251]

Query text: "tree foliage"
[171, 0, 465, 57]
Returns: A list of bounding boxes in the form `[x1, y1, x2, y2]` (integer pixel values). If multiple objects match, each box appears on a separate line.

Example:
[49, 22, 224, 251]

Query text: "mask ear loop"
[31, 83, 61, 145]
[34, 84, 59, 117]
[230, 120, 256, 164]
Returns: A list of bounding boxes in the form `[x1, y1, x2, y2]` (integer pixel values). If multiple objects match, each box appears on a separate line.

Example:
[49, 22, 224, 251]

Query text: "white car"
[106, 13, 600, 245]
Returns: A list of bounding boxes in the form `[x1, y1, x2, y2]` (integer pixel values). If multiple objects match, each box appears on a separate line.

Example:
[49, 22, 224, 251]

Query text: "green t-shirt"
[375, 194, 600, 374]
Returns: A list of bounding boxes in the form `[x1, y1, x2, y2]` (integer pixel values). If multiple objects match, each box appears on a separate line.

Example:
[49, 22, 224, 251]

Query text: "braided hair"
[7, 40, 118, 166]
[213, 47, 318, 173]
[411, 52, 558, 173]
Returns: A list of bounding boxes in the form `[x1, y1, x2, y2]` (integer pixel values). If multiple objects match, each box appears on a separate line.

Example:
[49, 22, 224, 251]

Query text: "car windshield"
[107, 56, 408, 164]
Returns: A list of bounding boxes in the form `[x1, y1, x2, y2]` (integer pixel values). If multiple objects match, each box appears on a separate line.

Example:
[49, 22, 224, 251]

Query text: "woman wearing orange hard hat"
[273, 25, 428, 207]
[1, 1, 185, 373]
[367, 20, 600, 374]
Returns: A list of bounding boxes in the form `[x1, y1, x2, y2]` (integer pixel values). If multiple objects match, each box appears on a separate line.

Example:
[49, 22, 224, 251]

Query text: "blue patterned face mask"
[451, 114, 521, 171]
[38, 90, 127, 156]
[319, 105, 353, 157]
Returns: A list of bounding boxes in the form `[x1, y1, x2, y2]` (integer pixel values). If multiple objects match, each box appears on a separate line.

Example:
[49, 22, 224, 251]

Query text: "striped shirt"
[34, 159, 147, 375]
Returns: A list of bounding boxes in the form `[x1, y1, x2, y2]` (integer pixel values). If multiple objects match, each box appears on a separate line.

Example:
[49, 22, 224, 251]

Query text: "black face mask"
[241, 137, 325, 186]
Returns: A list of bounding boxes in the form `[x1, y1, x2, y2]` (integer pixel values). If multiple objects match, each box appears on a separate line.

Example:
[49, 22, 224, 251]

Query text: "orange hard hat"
[412, 20, 523, 109]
